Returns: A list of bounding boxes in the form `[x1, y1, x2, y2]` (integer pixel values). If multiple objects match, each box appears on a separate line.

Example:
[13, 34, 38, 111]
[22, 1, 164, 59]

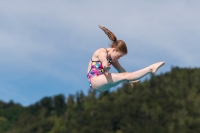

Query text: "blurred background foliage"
[0, 67, 200, 133]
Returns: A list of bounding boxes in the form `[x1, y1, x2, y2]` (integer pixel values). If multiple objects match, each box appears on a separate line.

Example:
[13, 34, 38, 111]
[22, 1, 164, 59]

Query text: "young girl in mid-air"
[87, 25, 165, 92]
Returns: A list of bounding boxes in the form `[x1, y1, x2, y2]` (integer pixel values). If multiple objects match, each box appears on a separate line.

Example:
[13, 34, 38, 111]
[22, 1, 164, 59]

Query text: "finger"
[129, 80, 139, 83]
[104, 71, 109, 75]
[104, 65, 110, 68]
[131, 83, 134, 88]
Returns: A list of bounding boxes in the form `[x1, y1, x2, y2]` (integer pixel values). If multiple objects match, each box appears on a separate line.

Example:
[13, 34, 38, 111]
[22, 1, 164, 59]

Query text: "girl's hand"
[104, 66, 110, 75]
[129, 80, 139, 88]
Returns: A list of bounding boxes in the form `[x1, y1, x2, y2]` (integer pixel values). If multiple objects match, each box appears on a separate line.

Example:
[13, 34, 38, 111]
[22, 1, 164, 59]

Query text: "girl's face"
[111, 48, 125, 61]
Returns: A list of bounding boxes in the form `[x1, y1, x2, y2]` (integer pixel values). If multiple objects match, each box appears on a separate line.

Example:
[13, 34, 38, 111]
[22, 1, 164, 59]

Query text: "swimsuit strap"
[91, 59, 100, 62]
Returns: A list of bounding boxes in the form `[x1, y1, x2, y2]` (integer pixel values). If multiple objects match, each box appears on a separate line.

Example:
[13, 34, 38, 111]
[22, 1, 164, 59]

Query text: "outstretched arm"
[112, 60, 126, 73]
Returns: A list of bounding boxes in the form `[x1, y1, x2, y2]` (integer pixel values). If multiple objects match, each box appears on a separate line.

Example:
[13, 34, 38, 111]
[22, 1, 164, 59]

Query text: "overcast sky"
[0, 0, 199, 106]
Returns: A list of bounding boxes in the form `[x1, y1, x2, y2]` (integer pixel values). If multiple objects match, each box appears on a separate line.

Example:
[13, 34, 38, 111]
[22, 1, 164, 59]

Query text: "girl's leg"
[91, 62, 164, 91]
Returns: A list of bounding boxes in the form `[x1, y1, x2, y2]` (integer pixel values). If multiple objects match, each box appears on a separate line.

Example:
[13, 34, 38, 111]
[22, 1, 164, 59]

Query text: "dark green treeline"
[1, 67, 200, 133]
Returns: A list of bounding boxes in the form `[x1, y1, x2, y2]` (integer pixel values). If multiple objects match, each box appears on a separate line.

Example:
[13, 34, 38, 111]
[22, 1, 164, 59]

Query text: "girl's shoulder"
[94, 48, 107, 54]
[92, 48, 108, 60]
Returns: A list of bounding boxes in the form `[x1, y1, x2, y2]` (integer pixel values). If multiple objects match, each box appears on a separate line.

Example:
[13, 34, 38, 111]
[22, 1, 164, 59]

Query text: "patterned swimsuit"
[87, 58, 112, 91]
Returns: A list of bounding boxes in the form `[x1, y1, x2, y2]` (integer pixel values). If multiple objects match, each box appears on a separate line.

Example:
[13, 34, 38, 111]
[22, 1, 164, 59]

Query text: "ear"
[112, 48, 117, 52]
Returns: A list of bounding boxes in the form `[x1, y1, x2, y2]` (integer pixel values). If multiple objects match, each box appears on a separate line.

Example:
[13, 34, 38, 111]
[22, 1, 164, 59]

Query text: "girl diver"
[87, 25, 165, 92]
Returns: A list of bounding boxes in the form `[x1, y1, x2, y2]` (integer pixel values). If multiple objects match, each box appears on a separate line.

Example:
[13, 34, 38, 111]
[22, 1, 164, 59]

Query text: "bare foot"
[150, 62, 165, 73]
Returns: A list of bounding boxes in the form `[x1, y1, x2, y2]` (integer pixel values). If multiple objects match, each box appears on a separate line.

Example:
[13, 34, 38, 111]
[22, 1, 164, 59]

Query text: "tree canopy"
[0, 67, 200, 133]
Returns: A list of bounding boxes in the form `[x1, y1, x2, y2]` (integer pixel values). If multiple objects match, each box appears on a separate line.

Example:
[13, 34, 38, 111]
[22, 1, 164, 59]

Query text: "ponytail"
[99, 25, 128, 54]
[99, 25, 117, 42]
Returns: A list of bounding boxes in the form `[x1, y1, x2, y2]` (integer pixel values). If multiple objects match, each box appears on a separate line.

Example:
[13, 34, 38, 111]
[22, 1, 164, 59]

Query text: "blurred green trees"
[0, 67, 200, 133]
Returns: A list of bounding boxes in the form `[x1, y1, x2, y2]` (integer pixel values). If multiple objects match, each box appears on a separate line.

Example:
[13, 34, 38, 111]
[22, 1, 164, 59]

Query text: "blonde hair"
[99, 25, 128, 54]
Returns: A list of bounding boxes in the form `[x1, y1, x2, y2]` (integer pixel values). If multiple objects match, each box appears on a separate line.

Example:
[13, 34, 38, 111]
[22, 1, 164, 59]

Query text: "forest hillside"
[0, 67, 200, 133]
